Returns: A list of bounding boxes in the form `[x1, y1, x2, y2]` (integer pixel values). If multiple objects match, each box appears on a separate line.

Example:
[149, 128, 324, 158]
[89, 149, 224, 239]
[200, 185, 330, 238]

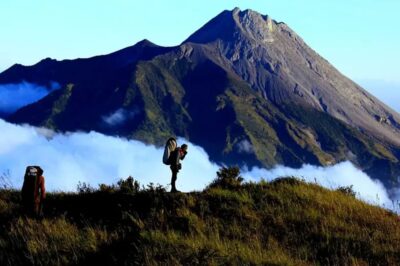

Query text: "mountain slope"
[1, 8, 400, 190]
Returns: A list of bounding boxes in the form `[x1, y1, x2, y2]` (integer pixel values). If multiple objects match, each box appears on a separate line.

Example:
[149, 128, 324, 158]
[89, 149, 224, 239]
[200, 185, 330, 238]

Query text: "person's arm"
[170, 149, 181, 171]
[173, 149, 179, 166]
[181, 150, 187, 160]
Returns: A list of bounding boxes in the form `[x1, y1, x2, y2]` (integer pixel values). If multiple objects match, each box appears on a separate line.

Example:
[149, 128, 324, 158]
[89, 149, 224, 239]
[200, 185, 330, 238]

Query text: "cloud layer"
[0, 119, 220, 192]
[0, 81, 60, 115]
[0, 118, 398, 211]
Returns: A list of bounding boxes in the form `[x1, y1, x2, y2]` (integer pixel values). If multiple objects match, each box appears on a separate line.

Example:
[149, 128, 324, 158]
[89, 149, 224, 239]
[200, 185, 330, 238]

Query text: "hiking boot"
[170, 188, 180, 193]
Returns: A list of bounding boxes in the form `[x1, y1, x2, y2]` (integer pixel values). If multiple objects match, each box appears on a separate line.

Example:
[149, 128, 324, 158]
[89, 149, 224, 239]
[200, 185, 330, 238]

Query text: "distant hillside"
[0, 168, 399, 265]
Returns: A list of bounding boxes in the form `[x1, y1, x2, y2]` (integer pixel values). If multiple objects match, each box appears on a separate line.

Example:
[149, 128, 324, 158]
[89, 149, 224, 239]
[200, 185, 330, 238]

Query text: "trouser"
[171, 170, 178, 192]
[23, 200, 43, 218]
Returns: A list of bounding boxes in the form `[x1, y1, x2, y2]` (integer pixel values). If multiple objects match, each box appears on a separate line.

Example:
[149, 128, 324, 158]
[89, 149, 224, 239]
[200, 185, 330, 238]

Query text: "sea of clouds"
[0, 118, 399, 211]
[0, 81, 60, 115]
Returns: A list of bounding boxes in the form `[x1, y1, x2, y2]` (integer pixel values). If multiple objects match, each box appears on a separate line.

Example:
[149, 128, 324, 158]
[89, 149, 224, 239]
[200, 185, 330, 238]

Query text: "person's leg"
[26, 201, 36, 217]
[33, 202, 40, 218]
[171, 170, 178, 192]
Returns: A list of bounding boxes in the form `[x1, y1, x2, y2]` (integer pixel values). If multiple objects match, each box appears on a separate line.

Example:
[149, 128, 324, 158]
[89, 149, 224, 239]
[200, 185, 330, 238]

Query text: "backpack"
[21, 166, 40, 204]
[163, 137, 177, 165]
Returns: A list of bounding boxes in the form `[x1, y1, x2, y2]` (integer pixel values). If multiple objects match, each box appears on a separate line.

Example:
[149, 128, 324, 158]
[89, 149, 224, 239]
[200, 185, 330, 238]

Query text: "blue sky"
[1, 1, 399, 88]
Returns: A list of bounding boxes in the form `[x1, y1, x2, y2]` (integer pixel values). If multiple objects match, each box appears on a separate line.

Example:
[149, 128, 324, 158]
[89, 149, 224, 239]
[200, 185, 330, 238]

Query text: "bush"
[82, 177, 141, 194]
[207, 166, 244, 190]
[117, 176, 140, 193]
[145, 182, 167, 193]
[336, 185, 356, 198]
[76, 182, 95, 194]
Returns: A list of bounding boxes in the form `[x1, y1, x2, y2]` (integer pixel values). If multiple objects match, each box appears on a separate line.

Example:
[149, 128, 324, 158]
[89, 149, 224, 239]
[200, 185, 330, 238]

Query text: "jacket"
[170, 147, 187, 171]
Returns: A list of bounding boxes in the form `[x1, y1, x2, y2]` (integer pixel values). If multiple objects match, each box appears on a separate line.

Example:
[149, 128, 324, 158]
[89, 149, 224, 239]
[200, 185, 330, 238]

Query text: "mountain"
[1, 8, 400, 191]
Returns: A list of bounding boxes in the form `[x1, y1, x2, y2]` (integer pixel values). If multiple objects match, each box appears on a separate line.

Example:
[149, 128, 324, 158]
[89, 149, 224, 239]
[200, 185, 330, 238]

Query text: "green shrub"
[117, 176, 140, 193]
[336, 185, 357, 198]
[76, 182, 95, 194]
[206, 166, 244, 190]
[99, 176, 141, 194]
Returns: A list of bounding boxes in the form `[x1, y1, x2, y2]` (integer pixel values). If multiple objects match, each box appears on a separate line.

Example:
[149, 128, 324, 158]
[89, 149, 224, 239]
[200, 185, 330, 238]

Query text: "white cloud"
[0, 81, 60, 114]
[0, 118, 399, 212]
[236, 139, 254, 154]
[102, 108, 140, 127]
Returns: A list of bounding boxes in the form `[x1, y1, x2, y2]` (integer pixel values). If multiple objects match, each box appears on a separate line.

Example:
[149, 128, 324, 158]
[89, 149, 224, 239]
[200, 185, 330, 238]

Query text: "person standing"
[169, 144, 188, 193]
[21, 166, 46, 217]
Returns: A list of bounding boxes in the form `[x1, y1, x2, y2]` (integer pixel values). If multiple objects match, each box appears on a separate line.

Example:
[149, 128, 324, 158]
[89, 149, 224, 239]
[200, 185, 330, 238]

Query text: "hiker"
[169, 144, 188, 192]
[163, 138, 188, 192]
[21, 166, 46, 217]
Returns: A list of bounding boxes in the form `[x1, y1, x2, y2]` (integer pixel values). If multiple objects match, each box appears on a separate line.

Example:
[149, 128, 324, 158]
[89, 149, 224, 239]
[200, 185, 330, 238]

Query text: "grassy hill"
[0, 167, 399, 265]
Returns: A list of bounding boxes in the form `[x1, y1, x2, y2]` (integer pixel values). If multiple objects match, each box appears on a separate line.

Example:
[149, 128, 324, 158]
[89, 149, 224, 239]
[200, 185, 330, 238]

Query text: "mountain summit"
[185, 8, 275, 44]
[1, 8, 400, 192]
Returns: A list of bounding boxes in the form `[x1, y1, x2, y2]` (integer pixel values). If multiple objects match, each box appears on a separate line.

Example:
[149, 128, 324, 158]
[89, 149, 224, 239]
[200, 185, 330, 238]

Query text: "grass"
[0, 167, 399, 265]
